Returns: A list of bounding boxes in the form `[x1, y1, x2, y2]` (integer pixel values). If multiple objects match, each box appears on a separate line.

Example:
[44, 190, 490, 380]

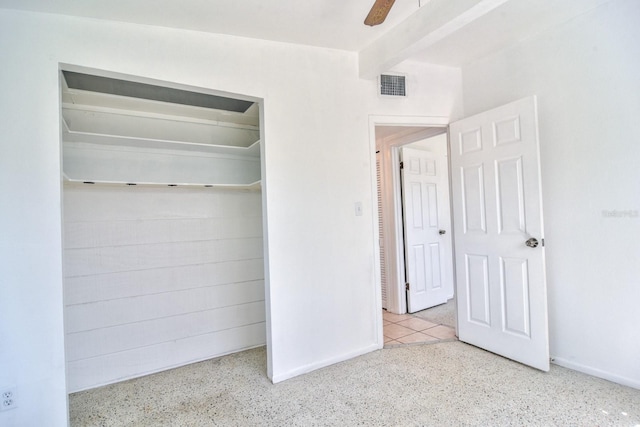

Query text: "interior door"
[401, 146, 450, 313]
[450, 96, 549, 371]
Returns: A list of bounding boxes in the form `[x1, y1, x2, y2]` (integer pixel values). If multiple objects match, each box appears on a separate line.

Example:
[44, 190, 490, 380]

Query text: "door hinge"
[405, 282, 410, 291]
[400, 161, 404, 169]
[542, 238, 545, 247]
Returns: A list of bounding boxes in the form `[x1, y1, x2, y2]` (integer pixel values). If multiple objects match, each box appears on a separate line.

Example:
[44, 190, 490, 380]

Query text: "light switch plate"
[355, 202, 363, 216]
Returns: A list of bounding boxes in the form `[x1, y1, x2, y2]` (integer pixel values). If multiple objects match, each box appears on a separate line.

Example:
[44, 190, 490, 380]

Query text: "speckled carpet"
[69, 342, 640, 426]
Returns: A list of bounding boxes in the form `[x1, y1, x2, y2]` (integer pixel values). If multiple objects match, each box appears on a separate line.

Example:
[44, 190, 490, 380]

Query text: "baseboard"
[551, 356, 640, 390]
[271, 343, 381, 384]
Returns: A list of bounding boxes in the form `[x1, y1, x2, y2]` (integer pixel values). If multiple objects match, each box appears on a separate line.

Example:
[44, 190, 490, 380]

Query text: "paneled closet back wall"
[63, 184, 265, 392]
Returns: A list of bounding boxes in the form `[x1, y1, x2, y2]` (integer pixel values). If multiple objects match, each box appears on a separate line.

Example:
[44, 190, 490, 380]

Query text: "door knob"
[525, 237, 539, 248]
[439, 230, 446, 235]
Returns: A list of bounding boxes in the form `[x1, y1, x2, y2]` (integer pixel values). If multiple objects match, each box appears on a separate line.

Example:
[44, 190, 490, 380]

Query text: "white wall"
[0, 9, 462, 426]
[461, 0, 640, 387]
[63, 184, 265, 392]
[367, 60, 463, 119]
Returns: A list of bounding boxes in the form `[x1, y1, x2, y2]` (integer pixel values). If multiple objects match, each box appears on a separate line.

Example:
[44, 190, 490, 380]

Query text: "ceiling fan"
[364, 0, 396, 26]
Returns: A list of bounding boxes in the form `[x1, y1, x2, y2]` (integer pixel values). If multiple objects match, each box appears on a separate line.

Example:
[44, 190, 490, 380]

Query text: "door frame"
[369, 115, 451, 320]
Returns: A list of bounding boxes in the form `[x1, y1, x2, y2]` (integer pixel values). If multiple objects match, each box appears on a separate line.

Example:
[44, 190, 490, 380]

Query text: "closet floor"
[383, 310, 457, 346]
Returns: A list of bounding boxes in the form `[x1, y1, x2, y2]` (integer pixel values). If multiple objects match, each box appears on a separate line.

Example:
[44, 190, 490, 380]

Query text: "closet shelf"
[62, 128, 260, 157]
[63, 176, 261, 191]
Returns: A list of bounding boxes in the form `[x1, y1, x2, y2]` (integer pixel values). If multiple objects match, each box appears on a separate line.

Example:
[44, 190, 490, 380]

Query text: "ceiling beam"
[358, 0, 510, 79]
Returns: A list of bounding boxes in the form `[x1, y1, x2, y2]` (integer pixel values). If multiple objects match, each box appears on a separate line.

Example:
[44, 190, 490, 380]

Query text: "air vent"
[62, 71, 254, 113]
[379, 74, 406, 97]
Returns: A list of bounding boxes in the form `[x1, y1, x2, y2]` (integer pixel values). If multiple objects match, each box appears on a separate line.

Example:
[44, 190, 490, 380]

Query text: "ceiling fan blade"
[364, 0, 396, 26]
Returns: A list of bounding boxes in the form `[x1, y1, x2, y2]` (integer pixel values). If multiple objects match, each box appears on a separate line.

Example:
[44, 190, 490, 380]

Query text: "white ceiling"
[0, 0, 607, 67]
[0, 0, 427, 52]
[410, 0, 611, 66]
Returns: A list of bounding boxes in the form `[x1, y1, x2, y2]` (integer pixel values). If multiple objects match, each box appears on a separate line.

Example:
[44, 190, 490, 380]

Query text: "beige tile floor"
[383, 310, 457, 346]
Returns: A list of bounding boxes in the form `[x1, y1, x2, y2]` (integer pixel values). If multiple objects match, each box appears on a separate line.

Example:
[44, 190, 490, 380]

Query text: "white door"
[401, 147, 450, 313]
[450, 96, 549, 371]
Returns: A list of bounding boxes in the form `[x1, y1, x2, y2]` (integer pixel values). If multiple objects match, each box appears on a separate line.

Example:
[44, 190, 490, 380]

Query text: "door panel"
[461, 164, 487, 233]
[496, 157, 526, 234]
[500, 257, 530, 337]
[450, 96, 549, 371]
[466, 253, 490, 326]
[412, 245, 427, 293]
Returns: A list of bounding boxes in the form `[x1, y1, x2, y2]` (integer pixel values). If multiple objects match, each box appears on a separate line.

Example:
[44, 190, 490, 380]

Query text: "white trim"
[271, 343, 381, 384]
[258, 99, 273, 382]
[369, 115, 449, 127]
[390, 147, 406, 314]
[551, 357, 640, 390]
[368, 118, 385, 346]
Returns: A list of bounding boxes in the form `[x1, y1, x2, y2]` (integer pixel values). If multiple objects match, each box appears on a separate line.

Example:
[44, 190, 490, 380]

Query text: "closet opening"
[59, 65, 270, 393]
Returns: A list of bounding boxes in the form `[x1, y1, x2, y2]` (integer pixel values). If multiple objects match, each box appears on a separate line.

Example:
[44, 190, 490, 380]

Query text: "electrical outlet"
[0, 387, 17, 411]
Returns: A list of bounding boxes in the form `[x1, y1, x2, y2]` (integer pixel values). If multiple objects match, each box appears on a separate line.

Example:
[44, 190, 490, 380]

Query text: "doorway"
[373, 97, 550, 370]
[372, 118, 457, 345]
